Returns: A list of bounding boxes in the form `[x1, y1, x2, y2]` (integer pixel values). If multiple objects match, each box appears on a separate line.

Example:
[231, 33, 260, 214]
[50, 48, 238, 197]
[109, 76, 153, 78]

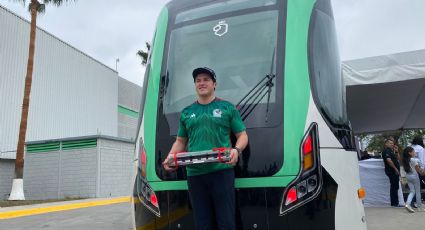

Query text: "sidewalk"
[0, 196, 130, 220]
[366, 207, 425, 230]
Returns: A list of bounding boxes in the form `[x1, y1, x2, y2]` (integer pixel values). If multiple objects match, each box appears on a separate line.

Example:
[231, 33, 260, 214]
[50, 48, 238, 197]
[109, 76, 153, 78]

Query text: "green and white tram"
[133, 0, 367, 229]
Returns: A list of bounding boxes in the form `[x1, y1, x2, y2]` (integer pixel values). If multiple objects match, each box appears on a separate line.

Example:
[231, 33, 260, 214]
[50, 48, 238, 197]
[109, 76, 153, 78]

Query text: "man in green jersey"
[163, 67, 248, 230]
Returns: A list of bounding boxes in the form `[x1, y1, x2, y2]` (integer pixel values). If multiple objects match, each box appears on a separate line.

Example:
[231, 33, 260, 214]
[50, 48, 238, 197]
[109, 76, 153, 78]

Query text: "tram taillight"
[136, 137, 160, 217]
[303, 135, 314, 170]
[150, 193, 158, 208]
[139, 138, 147, 178]
[141, 148, 147, 177]
[137, 175, 160, 217]
[285, 187, 297, 205]
[280, 123, 323, 215]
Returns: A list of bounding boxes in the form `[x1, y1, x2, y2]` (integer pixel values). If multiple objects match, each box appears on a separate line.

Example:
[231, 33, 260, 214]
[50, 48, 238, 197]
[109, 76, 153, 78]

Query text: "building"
[24, 136, 134, 199]
[0, 4, 141, 200]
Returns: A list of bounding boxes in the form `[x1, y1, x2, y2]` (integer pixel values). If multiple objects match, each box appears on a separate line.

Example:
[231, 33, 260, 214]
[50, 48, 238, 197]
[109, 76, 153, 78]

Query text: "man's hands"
[163, 137, 187, 171]
[394, 168, 400, 176]
[227, 148, 239, 166]
[386, 158, 400, 176]
[163, 148, 239, 170]
[393, 145, 399, 153]
[162, 153, 177, 171]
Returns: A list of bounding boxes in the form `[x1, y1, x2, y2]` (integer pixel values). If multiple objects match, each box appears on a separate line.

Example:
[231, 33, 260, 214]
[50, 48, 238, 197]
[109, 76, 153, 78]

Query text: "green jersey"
[177, 98, 246, 176]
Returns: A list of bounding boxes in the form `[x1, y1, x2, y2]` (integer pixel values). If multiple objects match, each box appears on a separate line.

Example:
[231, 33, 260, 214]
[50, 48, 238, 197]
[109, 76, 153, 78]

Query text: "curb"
[0, 196, 130, 220]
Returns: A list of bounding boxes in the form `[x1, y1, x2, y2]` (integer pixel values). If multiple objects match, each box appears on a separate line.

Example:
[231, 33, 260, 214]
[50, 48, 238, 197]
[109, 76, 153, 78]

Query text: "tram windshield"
[163, 4, 279, 124]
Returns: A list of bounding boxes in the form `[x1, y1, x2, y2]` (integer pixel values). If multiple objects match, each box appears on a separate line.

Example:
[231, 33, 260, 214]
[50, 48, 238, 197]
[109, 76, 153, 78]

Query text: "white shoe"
[405, 205, 415, 213]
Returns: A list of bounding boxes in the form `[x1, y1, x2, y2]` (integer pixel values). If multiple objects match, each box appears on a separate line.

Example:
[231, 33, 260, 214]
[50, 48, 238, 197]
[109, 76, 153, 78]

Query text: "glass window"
[175, 0, 276, 24]
[309, 9, 348, 126]
[164, 10, 278, 115]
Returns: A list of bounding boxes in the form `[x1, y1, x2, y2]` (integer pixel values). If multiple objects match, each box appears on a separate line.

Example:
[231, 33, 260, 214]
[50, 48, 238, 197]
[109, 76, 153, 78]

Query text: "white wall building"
[0, 4, 141, 200]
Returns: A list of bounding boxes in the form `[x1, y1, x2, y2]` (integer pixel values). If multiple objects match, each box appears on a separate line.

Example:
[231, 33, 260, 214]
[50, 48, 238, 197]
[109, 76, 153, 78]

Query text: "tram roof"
[343, 49, 425, 134]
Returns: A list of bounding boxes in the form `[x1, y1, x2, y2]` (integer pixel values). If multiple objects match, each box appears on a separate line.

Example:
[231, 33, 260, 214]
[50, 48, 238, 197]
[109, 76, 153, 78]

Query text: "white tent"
[343, 49, 425, 134]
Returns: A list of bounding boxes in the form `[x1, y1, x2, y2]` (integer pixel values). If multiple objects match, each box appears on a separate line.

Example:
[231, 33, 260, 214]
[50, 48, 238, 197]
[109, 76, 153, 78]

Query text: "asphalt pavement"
[1, 198, 425, 230]
[0, 198, 133, 230]
[365, 206, 425, 230]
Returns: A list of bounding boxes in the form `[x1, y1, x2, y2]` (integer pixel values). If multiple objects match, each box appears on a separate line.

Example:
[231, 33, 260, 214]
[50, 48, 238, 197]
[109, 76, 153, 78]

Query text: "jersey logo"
[213, 109, 222, 118]
[190, 113, 196, 118]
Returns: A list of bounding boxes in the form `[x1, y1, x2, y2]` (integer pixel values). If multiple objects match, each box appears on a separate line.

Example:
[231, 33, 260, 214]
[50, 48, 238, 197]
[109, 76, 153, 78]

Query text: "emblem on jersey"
[213, 109, 222, 118]
[190, 113, 196, 118]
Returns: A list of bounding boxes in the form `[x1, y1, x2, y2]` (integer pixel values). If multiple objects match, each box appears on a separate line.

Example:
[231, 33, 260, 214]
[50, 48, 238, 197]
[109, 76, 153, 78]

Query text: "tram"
[132, 0, 367, 229]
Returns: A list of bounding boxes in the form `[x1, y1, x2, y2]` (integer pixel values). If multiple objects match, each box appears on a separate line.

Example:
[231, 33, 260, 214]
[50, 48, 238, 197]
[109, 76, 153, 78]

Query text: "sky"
[0, 0, 424, 86]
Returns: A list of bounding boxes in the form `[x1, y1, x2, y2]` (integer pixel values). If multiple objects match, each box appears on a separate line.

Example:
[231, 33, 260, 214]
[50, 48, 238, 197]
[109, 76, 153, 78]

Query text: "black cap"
[192, 67, 216, 82]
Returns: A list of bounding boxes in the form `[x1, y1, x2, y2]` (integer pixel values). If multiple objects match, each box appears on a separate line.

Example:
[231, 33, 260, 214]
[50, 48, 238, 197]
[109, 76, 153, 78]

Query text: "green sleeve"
[230, 105, 246, 133]
[177, 114, 187, 137]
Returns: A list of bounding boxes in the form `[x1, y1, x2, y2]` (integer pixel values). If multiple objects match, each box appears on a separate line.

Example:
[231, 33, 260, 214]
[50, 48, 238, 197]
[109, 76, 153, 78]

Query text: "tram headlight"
[297, 180, 307, 198]
[307, 175, 318, 192]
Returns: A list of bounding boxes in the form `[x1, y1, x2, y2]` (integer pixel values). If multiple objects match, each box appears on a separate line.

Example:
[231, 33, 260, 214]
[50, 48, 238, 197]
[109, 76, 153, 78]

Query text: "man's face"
[194, 73, 216, 97]
[385, 140, 394, 149]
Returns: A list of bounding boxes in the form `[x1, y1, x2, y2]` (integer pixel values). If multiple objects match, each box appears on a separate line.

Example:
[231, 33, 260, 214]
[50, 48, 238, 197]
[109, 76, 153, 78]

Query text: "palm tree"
[137, 42, 151, 66]
[8, 0, 76, 201]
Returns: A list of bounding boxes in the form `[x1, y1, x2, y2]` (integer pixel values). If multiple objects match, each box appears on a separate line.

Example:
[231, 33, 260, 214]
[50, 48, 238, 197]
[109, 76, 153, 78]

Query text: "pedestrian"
[382, 138, 401, 207]
[401, 146, 425, 212]
[411, 136, 424, 157]
[411, 136, 425, 189]
[387, 136, 400, 160]
[163, 67, 248, 230]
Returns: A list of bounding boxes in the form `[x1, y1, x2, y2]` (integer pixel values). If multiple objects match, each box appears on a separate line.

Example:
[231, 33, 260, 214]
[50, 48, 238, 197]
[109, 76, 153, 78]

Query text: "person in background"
[387, 136, 400, 160]
[411, 136, 425, 189]
[382, 138, 401, 207]
[401, 146, 425, 212]
[411, 136, 424, 157]
[386, 136, 406, 207]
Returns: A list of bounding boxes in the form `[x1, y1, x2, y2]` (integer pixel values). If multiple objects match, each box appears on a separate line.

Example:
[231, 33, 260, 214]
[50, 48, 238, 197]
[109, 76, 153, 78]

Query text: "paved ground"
[0, 201, 133, 230]
[1, 199, 425, 230]
[366, 207, 425, 230]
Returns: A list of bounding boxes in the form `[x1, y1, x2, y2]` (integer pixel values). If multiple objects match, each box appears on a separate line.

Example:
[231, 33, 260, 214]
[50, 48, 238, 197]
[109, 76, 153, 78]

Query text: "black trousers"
[188, 169, 235, 230]
[386, 173, 400, 206]
[420, 175, 425, 190]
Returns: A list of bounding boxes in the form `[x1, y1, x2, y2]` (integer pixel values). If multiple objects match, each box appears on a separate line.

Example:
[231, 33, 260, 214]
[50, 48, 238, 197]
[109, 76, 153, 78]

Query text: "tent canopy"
[344, 49, 425, 134]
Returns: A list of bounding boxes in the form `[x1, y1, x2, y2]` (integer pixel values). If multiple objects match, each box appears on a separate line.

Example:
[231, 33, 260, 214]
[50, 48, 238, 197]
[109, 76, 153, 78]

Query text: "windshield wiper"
[159, 71, 169, 103]
[236, 49, 276, 122]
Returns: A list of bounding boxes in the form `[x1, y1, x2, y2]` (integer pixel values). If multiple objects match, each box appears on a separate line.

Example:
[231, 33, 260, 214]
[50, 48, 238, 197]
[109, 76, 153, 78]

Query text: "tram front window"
[163, 9, 279, 129]
[157, 2, 286, 178]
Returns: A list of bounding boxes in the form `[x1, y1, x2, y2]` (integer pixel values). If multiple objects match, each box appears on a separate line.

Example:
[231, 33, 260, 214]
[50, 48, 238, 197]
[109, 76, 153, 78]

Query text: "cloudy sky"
[0, 0, 424, 86]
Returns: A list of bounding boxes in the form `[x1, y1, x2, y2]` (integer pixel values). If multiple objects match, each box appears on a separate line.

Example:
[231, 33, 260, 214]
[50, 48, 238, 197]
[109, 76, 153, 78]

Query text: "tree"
[137, 42, 151, 66]
[363, 129, 425, 154]
[9, 0, 76, 201]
